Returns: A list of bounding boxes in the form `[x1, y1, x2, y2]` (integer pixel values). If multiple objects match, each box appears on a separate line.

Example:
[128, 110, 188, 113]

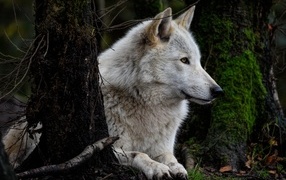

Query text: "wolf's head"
[99, 6, 223, 105]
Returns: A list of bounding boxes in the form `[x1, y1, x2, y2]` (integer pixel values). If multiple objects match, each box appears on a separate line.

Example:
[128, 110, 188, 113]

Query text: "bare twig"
[98, 0, 128, 20]
[12, 0, 30, 47]
[204, 44, 213, 70]
[99, 0, 200, 33]
[4, 31, 25, 53]
[0, 52, 22, 61]
[0, 35, 44, 100]
[16, 136, 119, 178]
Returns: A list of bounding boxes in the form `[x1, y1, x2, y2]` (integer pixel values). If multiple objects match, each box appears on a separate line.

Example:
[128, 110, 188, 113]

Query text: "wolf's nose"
[211, 86, 224, 98]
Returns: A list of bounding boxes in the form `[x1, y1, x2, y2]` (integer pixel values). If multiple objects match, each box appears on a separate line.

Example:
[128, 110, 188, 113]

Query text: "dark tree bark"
[18, 0, 116, 177]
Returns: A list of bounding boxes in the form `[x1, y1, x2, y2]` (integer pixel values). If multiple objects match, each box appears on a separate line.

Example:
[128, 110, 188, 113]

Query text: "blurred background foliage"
[0, 0, 33, 101]
[97, 0, 186, 50]
[0, 0, 34, 55]
[0, 0, 286, 113]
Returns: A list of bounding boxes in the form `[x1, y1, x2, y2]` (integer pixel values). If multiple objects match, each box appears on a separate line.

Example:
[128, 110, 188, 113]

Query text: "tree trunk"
[182, 0, 284, 171]
[20, 0, 116, 177]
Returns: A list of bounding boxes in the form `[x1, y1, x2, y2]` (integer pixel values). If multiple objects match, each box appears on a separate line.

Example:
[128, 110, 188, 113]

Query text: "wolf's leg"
[154, 152, 188, 179]
[114, 148, 172, 179]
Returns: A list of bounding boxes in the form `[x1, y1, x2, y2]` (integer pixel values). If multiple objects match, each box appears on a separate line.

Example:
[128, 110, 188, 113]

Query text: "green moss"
[188, 165, 205, 180]
[195, 14, 234, 66]
[192, 7, 267, 165]
[213, 50, 266, 133]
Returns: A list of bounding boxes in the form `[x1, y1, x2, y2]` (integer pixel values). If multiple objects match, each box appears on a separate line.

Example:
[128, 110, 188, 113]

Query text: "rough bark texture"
[203, 1, 266, 170]
[21, 0, 116, 177]
[180, 0, 282, 171]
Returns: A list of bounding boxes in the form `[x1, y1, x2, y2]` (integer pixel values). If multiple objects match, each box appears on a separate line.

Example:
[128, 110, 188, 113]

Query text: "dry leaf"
[265, 150, 278, 166]
[239, 170, 246, 174]
[219, 165, 232, 173]
[276, 157, 286, 162]
[245, 155, 252, 168]
[269, 138, 278, 146]
[245, 159, 252, 168]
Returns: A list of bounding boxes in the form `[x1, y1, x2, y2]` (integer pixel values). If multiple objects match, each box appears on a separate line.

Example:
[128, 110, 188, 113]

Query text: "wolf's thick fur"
[3, 120, 41, 168]
[3, 6, 222, 179]
[99, 6, 222, 179]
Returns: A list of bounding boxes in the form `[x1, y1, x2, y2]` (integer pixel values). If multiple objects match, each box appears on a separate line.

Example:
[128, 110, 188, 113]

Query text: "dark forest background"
[0, 0, 286, 179]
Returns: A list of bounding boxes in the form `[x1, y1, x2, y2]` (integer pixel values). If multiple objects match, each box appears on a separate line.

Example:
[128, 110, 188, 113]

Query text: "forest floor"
[191, 165, 286, 180]
[95, 156, 286, 180]
[93, 163, 286, 180]
[16, 161, 286, 180]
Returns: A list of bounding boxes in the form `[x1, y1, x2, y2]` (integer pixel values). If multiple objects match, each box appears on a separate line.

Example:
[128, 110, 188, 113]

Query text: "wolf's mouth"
[181, 90, 213, 104]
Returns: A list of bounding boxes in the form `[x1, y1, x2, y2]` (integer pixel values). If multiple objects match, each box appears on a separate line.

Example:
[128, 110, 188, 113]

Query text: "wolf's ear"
[146, 8, 172, 44]
[175, 6, 195, 29]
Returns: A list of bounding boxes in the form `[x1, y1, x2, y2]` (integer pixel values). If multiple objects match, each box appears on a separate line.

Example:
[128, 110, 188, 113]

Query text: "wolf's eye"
[180, 57, 190, 64]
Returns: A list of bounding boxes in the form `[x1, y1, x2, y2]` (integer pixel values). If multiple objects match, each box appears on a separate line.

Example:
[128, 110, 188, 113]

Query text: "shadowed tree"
[182, 0, 286, 173]
[15, 0, 117, 178]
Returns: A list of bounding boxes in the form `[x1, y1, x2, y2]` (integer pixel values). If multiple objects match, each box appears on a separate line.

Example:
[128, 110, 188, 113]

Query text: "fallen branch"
[16, 136, 119, 178]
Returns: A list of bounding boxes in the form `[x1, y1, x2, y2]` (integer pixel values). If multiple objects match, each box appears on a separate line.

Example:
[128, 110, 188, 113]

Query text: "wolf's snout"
[211, 86, 224, 98]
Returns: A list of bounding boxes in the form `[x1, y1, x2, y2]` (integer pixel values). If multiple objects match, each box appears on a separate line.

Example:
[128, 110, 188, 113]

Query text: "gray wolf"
[3, 6, 223, 179]
[99, 6, 222, 179]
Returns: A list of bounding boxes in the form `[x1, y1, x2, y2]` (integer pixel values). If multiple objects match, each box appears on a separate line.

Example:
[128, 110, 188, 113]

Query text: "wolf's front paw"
[144, 162, 171, 180]
[168, 162, 188, 179]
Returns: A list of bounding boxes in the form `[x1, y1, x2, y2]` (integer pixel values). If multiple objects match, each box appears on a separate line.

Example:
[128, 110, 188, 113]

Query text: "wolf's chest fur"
[101, 86, 188, 157]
